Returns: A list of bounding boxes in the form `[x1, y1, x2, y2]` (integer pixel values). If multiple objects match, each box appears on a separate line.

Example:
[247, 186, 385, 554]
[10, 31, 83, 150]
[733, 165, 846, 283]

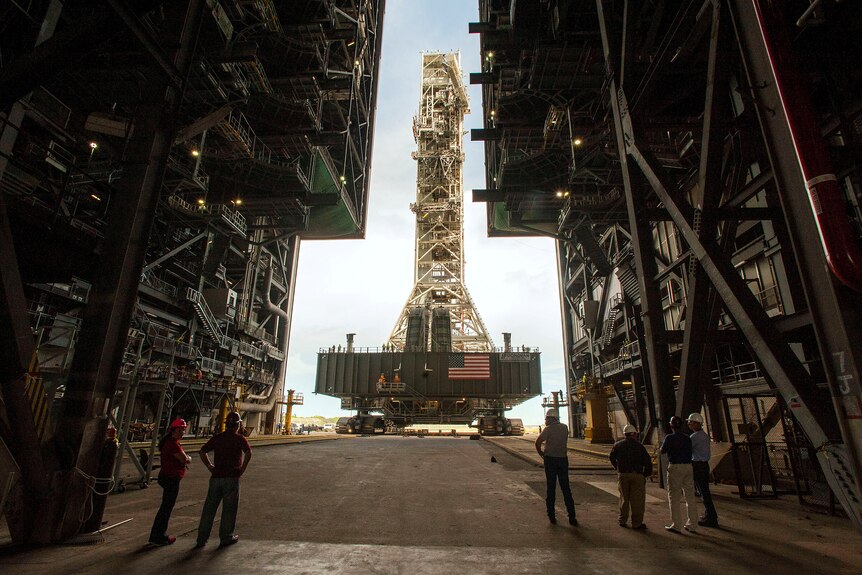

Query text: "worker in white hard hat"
[687, 412, 719, 527]
[609, 424, 652, 529]
[535, 408, 577, 526]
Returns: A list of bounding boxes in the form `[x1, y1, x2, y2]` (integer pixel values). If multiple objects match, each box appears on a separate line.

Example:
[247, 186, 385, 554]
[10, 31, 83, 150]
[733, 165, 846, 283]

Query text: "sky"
[282, 0, 567, 426]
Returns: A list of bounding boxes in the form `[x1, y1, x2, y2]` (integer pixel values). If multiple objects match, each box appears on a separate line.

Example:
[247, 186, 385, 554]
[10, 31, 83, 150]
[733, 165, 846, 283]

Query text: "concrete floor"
[2, 435, 860, 574]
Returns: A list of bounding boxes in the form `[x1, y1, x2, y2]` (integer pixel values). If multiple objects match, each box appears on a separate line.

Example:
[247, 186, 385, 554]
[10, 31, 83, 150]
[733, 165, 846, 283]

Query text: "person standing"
[688, 413, 719, 528]
[534, 409, 577, 526]
[660, 415, 698, 533]
[195, 412, 252, 548]
[148, 418, 191, 546]
[609, 424, 652, 530]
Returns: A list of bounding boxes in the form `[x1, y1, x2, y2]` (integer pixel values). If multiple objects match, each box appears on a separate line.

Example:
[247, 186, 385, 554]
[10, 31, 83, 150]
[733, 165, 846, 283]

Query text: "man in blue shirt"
[660, 416, 698, 533]
[688, 413, 719, 527]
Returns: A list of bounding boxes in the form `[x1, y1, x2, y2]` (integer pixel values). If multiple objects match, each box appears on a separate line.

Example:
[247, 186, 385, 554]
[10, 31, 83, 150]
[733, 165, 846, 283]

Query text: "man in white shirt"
[688, 413, 719, 528]
[535, 409, 577, 526]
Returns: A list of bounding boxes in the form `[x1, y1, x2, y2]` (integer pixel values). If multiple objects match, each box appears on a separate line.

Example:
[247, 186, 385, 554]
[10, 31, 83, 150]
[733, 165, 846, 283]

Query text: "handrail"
[184, 287, 226, 347]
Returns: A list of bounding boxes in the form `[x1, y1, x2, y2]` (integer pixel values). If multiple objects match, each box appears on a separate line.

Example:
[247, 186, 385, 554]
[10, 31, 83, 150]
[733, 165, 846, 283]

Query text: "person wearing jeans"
[535, 409, 577, 526]
[195, 412, 252, 548]
[149, 418, 191, 546]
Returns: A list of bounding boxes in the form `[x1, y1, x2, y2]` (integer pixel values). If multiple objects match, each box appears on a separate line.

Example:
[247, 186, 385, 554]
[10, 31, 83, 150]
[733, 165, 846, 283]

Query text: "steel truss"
[389, 52, 493, 352]
[0, 0, 385, 543]
[472, 0, 862, 529]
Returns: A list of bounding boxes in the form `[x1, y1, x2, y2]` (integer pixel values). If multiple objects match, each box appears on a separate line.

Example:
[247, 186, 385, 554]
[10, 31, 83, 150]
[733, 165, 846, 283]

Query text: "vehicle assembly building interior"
[1, 0, 862, 572]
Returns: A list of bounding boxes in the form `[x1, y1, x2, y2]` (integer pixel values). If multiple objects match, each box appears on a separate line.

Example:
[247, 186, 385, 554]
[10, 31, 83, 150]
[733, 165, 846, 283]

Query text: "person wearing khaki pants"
[609, 424, 652, 529]
[661, 416, 698, 533]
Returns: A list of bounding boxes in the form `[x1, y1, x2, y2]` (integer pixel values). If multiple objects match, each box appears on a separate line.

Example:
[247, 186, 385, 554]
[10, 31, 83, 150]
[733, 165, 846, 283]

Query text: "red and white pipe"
[752, 0, 862, 292]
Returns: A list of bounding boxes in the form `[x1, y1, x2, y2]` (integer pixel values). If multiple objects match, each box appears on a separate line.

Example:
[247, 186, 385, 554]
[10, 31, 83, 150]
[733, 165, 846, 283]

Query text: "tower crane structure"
[388, 52, 493, 353]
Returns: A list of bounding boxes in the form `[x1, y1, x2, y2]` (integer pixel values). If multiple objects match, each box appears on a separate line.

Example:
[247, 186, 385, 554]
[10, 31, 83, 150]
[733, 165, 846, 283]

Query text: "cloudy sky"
[282, 0, 566, 426]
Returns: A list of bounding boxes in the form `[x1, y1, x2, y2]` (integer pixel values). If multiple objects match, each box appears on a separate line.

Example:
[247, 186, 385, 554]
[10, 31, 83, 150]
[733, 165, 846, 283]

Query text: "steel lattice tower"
[388, 53, 493, 352]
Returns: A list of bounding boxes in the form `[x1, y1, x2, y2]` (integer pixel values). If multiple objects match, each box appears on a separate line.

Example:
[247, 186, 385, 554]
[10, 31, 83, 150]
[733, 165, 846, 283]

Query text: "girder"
[389, 53, 493, 352]
[473, 0, 862, 527]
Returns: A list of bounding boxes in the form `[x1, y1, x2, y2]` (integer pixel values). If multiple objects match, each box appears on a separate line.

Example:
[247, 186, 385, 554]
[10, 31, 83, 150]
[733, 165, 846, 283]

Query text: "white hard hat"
[687, 412, 704, 424]
[545, 408, 559, 419]
[623, 424, 638, 435]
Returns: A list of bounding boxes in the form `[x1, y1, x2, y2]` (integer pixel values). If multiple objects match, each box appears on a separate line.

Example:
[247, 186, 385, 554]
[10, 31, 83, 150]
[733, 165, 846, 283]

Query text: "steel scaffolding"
[389, 53, 493, 352]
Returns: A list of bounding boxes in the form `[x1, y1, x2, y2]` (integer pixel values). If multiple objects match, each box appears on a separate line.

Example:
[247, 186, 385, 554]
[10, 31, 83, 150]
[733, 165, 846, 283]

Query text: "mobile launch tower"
[315, 53, 541, 434]
[388, 52, 493, 353]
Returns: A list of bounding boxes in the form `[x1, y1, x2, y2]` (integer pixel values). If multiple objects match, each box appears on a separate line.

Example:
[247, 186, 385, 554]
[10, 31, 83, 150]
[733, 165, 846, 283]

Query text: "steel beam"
[0, 0, 63, 544]
[730, 0, 862, 529]
[106, 0, 183, 88]
[597, 1, 675, 437]
[51, 0, 206, 541]
[677, 2, 732, 418]
[0, 0, 168, 110]
[141, 231, 207, 273]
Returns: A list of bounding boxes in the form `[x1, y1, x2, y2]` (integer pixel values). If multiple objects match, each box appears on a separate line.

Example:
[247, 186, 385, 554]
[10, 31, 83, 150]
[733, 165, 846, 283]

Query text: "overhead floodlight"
[191, 149, 200, 157]
[233, 198, 242, 206]
[573, 137, 584, 147]
[197, 198, 205, 205]
[555, 191, 564, 198]
[90, 194, 101, 201]
[89, 142, 98, 149]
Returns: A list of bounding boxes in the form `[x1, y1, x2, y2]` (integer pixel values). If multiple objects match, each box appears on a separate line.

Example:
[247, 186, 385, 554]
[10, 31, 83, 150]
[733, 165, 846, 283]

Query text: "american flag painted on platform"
[448, 354, 490, 380]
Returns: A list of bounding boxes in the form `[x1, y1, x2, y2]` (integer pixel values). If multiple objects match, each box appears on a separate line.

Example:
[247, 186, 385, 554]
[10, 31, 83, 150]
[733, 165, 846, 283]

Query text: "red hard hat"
[169, 418, 188, 429]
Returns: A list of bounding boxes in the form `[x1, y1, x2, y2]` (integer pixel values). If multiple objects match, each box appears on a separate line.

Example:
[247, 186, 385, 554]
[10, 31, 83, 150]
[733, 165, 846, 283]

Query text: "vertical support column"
[730, 0, 862, 528]
[555, 239, 579, 437]
[263, 234, 301, 435]
[597, 1, 675, 434]
[677, 2, 733, 417]
[0, 0, 64, 544]
[52, 0, 205, 540]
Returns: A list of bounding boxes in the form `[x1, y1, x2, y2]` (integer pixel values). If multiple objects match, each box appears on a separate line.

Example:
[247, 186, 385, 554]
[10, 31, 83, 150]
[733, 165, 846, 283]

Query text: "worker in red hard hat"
[609, 424, 652, 530]
[148, 418, 191, 546]
[195, 411, 252, 549]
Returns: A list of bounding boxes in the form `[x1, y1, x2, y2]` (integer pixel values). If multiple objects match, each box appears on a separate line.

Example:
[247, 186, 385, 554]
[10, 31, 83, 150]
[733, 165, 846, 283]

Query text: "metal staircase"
[602, 307, 620, 348]
[184, 287, 226, 348]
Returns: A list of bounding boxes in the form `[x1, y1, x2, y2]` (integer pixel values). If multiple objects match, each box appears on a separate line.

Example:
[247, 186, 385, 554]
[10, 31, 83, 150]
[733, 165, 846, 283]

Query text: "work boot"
[548, 515, 557, 525]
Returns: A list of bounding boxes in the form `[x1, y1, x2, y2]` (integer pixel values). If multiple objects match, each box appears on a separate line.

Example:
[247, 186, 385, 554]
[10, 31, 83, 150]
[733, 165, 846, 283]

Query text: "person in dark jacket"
[195, 411, 252, 548]
[609, 425, 652, 529]
[660, 415, 698, 533]
[148, 418, 191, 546]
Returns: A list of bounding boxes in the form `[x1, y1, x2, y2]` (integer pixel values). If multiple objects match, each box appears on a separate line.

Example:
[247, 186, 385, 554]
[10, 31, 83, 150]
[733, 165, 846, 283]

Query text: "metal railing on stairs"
[602, 307, 619, 348]
[184, 287, 227, 348]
